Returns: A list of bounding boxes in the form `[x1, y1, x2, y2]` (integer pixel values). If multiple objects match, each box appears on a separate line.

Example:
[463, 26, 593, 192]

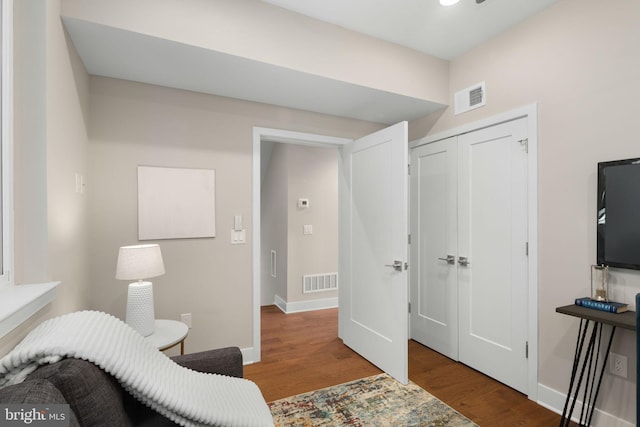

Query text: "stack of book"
[575, 297, 629, 313]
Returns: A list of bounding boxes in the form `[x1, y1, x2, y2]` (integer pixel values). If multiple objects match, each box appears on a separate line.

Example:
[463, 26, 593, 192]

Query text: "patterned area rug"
[269, 373, 479, 426]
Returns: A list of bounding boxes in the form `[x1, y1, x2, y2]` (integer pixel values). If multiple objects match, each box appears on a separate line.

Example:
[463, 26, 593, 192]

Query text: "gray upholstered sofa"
[0, 347, 243, 426]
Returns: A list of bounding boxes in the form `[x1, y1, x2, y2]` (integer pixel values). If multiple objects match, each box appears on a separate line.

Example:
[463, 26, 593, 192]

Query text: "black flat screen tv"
[597, 157, 640, 270]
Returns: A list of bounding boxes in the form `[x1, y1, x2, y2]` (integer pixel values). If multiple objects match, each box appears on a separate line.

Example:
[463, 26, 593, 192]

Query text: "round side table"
[144, 319, 188, 354]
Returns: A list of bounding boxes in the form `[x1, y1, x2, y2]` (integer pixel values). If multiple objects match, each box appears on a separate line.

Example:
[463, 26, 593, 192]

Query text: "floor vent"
[303, 273, 338, 294]
[454, 81, 486, 115]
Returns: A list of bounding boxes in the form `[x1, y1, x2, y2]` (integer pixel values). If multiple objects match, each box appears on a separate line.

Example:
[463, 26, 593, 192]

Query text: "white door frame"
[248, 127, 353, 364]
[409, 103, 539, 400]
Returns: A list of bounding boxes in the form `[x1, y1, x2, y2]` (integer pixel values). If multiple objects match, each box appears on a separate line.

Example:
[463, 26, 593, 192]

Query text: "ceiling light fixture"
[440, 0, 460, 5]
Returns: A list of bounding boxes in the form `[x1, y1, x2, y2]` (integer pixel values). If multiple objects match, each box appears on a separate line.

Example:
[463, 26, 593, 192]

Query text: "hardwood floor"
[244, 305, 569, 426]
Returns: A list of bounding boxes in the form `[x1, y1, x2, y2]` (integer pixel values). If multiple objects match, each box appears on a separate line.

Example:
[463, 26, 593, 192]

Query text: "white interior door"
[458, 117, 529, 393]
[339, 122, 408, 385]
[410, 137, 458, 360]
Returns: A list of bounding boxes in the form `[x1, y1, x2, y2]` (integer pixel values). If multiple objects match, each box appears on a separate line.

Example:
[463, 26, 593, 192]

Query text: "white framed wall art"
[137, 166, 216, 240]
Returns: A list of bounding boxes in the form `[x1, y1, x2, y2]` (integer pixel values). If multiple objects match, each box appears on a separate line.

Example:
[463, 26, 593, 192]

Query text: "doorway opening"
[260, 141, 340, 313]
[250, 127, 352, 364]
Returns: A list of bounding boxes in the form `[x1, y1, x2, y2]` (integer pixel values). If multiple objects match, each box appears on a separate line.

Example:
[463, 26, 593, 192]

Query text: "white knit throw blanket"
[0, 311, 274, 427]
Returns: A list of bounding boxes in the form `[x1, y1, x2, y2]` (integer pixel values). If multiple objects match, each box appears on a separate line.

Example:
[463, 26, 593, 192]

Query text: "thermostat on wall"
[297, 198, 310, 208]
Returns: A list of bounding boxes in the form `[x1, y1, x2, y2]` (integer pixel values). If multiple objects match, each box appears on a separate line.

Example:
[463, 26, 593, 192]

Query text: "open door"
[338, 122, 408, 384]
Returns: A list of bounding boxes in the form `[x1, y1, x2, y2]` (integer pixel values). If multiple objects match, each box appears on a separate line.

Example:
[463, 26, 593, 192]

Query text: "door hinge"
[408, 164, 411, 175]
[408, 234, 411, 244]
[518, 138, 529, 154]
[525, 242, 529, 256]
[408, 302, 411, 314]
[526, 341, 529, 359]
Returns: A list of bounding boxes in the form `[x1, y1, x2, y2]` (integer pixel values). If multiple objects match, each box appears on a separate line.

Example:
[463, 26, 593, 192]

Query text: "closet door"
[457, 117, 529, 394]
[410, 137, 458, 360]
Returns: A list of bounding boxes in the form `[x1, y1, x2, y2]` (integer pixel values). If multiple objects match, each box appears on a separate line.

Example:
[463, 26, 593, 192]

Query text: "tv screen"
[597, 157, 640, 270]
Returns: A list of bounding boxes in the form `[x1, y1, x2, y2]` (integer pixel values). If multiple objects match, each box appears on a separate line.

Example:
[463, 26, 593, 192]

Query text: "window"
[0, 0, 12, 289]
[0, 0, 57, 340]
[0, 6, 60, 332]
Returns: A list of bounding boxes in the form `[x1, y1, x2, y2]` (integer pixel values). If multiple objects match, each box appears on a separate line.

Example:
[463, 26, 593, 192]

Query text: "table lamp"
[115, 244, 165, 336]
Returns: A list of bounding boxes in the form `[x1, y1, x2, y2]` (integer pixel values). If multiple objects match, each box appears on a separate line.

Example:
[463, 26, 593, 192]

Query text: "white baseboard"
[274, 294, 338, 314]
[537, 383, 634, 427]
[274, 295, 287, 313]
[240, 346, 259, 365]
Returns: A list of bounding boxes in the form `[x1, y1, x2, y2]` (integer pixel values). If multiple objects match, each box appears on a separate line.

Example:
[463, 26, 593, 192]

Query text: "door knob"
[384, 260, 404, 271]
[458, 256, 470, 267]
[438, 255, 456, 265]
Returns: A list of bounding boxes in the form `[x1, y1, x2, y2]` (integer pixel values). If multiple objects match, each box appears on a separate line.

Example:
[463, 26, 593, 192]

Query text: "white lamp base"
[126, 281, 155, 336]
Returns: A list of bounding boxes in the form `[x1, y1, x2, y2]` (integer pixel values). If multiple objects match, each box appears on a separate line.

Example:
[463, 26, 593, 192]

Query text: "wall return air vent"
[454, 81, 486, 115]
[303, 272, 338, 294]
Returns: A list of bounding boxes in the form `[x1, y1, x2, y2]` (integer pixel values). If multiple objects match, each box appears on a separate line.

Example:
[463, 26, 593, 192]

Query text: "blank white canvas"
[138, 166, 216, 240]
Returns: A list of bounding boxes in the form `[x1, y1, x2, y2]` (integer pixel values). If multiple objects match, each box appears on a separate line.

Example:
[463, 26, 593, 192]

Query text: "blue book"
[575, 297, 629, 313]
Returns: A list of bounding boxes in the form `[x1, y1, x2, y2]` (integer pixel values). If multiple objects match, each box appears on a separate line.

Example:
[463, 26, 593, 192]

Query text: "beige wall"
[286, 144, 338, 304]
[1, 0, 90, 355]
[261, 143, 288, 305]
[46, 0, 91, 315]
[87, 76, 380, 353]
[410, 0, 640, 421]
[261, 143, 339, 307]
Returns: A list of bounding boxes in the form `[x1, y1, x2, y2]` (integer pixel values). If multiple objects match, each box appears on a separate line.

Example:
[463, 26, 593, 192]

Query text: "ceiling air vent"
[454, 81, 486, 115]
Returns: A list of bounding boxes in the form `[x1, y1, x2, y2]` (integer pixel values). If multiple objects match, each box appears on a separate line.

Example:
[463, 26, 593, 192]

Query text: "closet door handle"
[384, 260, 404, 272]
[438, 255, 456, 265]
[458, 256, 470, 267]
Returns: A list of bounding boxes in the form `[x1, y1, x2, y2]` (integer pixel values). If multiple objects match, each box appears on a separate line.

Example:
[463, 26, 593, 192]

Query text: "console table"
[556, 304, 636, 426]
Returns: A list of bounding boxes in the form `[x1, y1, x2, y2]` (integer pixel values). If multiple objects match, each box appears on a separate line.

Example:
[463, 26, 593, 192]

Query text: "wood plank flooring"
[244, 305, 569, 426]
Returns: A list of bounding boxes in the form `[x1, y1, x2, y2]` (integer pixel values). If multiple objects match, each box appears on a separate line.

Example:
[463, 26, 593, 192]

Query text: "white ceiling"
[63, 0, 560, 125]
[261, 0, 561, 60]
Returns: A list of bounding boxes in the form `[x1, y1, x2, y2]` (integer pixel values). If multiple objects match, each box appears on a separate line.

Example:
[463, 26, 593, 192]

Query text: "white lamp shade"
[116, 244, 165, 281]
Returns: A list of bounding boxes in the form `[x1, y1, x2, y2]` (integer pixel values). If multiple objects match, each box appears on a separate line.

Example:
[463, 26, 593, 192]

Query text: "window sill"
[0, 281, 59, 339]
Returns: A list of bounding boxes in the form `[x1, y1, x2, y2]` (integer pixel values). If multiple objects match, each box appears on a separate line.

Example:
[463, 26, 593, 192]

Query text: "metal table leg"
[559, 319, 616, 427]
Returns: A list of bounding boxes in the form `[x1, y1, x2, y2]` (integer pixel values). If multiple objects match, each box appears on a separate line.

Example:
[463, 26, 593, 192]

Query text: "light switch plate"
[231, 229, 246, 244]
